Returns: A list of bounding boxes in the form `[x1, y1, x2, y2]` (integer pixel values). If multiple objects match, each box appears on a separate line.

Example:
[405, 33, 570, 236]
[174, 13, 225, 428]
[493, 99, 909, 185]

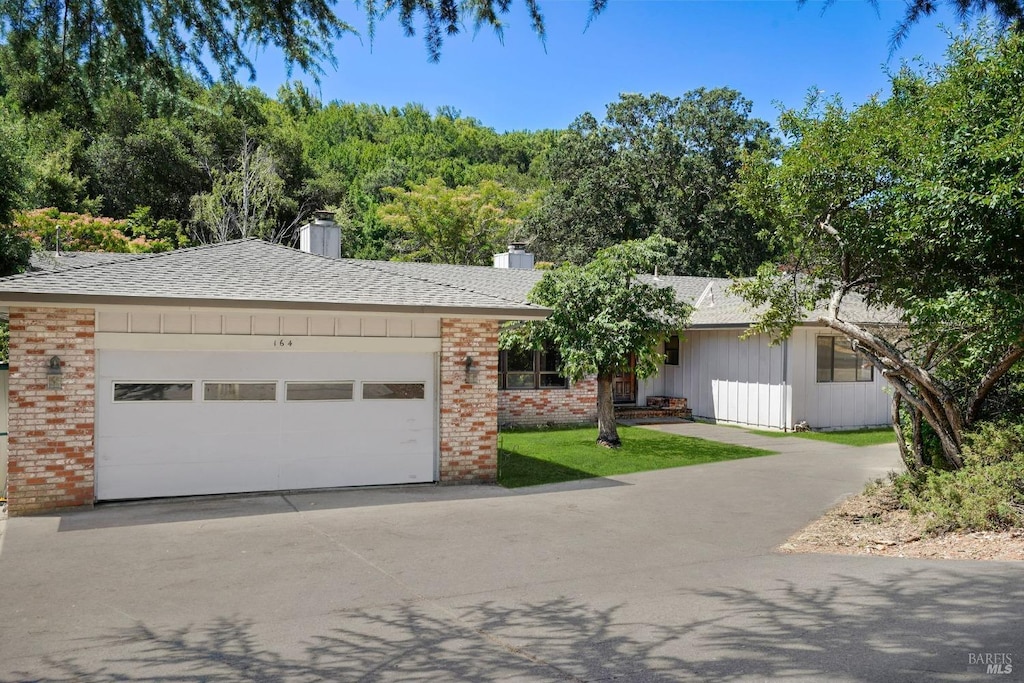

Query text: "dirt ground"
[780, 485, 1024, 561]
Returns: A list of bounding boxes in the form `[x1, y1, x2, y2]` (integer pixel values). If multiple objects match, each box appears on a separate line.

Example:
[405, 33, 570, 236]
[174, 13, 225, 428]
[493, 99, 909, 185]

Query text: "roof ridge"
[349, 259, 542, 308]
[7, 239, 260, 283]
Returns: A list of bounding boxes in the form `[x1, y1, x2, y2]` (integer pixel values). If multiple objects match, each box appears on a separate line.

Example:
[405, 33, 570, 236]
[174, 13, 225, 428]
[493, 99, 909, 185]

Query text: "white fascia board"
[95, 333, 441, 353]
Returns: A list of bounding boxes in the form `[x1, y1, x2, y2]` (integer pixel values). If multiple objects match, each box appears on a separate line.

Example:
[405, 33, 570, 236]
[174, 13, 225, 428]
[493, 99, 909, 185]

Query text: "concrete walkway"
[1, 424, 1021, 682]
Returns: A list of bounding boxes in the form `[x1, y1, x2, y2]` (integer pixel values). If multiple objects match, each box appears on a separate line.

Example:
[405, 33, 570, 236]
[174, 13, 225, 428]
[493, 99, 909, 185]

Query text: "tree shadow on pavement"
[8, 566, 1023, 682]
[14, 597, 687, 682]
[675, 565, 1024, 682]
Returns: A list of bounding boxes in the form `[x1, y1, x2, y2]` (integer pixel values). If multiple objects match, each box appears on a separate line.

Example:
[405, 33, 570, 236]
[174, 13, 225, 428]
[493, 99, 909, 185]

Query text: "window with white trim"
[285, 382, 354, 401]
[362, 382, 426, 399]
[114, 383, 193, 402]
[203, 382, 277, 401]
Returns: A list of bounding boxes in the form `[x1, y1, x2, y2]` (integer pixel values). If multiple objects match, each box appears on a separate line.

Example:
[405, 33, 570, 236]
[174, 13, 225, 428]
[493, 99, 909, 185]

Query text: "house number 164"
[274, 338, 293, 347]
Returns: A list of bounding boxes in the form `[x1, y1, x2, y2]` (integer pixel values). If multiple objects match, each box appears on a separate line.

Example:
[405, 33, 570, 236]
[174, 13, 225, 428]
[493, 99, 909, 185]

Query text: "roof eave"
[0, 293, 552, 320]
[686, 319, 903, 330]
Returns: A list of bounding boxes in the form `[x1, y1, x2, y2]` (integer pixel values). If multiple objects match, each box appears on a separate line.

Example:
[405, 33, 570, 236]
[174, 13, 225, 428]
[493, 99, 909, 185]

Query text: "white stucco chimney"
[493, 242, 534, 270]
[298, 210, 341, 259]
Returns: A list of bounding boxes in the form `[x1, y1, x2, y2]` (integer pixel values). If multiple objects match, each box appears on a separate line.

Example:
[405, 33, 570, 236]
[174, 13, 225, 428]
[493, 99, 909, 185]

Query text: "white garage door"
[96, 349, 436, 500]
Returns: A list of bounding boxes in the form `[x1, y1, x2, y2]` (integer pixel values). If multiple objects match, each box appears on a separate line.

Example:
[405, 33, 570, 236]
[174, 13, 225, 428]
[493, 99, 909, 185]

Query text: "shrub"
[893, 421, 1024, 532]
[14, 208, 176, 253]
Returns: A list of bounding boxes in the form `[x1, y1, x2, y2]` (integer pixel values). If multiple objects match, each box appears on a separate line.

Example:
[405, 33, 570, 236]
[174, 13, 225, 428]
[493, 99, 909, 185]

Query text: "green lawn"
[497, 425, 776, 488]
[745, 426, 896, 447]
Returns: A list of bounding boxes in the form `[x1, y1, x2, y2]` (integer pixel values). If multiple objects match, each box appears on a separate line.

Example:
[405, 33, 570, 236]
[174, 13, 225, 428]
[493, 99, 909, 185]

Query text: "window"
[362, 382, 426, 399]
[285, 382, 353, 401]
[203, 382, 277, 401]
[664, 335, 680, 366]
[114, 383, 193, 402]
[816, 336, 873, 383]
[499, 345, 568, 390]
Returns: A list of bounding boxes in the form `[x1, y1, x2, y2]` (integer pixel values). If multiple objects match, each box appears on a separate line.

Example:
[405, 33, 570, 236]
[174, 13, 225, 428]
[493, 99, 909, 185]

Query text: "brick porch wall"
[7, 307, 95, 515]
[439, 318, 499, 483]
[498, 378, 598, 427]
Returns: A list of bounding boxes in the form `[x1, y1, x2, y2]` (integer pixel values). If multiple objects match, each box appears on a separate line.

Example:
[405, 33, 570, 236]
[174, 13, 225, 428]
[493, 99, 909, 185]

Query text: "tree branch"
[967, 343, 1024, 424]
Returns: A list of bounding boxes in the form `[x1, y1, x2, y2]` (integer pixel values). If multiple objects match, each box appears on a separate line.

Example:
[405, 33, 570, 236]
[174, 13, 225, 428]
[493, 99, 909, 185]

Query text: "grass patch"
[498, 425, 775, 488]
[745, 427, 896, 447]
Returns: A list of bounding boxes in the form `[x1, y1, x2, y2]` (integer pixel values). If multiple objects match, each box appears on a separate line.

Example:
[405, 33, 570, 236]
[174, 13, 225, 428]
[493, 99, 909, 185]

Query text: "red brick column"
[439, 318, 498, 482]
[6, 307, 95, 515]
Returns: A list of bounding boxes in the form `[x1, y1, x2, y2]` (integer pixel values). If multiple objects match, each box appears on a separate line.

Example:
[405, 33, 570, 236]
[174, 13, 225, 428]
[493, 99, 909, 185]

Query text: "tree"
[190, 132, 288, 243]
[85, 91, 205, 220]
[528, 90, 776, 277]
[502, 236, 692, 447]
[378, 178, 531, 265]
[734, 28, 1024, 471]
[0, 110, 35, 274]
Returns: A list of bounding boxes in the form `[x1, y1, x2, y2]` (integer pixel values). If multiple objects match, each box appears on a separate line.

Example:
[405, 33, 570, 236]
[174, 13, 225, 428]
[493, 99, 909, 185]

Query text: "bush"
[892, 421, 1024, 532]
[15, 208, 176, 253]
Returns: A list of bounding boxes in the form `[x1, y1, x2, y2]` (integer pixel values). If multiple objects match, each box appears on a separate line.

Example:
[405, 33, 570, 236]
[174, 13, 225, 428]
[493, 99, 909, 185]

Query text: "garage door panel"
[97, 432, 284, 471]
[277, 452, 432, 490]
[99, 458, 284, 499]
[96, 349, 437, 500]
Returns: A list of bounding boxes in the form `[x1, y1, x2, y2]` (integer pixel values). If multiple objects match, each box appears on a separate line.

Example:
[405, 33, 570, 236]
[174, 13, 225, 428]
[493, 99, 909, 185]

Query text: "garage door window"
[285, 382, 354, 401]
[114, 382, 193, 402]
[203, 382, 277, 401]
[362, 382, 426, 399]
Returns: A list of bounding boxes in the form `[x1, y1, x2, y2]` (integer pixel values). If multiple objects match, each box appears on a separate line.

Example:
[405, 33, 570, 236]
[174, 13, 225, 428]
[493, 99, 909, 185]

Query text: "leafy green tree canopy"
[0, 111, 34, 274]
[503, 235, 691, 447]
[529, 90, 776, 277]
[735, 27, 1024, 471]
[378, 178, 533, 265]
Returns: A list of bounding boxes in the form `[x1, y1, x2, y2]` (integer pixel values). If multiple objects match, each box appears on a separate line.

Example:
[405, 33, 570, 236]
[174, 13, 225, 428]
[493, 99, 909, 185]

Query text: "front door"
[612, 357, 636, 404]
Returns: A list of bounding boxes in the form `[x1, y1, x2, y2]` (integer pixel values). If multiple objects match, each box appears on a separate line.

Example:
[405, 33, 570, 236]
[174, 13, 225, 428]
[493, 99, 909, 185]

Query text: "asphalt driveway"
[1, 423, 1021, 682]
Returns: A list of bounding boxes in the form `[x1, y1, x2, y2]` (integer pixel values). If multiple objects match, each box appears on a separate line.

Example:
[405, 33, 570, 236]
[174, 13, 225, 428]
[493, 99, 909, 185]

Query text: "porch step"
[614, 406, 693, 422]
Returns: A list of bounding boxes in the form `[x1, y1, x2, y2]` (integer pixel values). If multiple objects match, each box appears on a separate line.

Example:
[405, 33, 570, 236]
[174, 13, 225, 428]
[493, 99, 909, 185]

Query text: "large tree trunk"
[891, 394, 926, 472]
[820, 311, 1024, 470]
[596, 373, 621, 448]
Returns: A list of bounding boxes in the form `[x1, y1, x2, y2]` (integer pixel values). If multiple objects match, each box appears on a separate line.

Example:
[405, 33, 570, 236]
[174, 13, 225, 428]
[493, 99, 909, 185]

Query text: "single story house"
[353, 252, 896, 432]
[0, 226, 894, 515]
[0, 238, 548, 515]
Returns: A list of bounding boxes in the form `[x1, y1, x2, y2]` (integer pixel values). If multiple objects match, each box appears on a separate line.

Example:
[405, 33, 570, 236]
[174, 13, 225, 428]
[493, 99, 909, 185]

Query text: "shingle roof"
[0, 240, 549, 317]
[364, 260, 545, 303]
[367, 262, 717, 308]
[4, 242, 897, 326]
[29, 251, 140, 272]
[687, 278, 901, 327]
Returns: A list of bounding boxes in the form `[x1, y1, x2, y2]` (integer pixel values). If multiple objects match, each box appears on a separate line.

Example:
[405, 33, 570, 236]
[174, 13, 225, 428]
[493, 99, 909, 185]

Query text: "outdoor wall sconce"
[464, 355, 475, 383]
[46, 355, 63, 390]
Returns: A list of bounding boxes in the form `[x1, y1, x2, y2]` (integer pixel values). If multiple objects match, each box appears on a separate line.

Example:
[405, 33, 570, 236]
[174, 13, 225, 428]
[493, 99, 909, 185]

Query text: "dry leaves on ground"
[780, 485, 1024, 562]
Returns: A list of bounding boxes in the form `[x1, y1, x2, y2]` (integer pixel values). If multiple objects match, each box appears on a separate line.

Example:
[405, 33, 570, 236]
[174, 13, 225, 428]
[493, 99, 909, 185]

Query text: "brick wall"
[6, 307, 95, 515]
[498, 378, 597, 427]
[439, 318, 499, 483]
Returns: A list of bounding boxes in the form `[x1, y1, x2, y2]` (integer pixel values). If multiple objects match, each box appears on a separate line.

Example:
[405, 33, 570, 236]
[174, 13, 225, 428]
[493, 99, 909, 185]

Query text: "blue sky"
[251, 1, 962, 132]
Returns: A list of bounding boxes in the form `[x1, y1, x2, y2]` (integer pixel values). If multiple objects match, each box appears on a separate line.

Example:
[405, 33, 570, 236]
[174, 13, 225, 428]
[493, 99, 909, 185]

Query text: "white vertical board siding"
[788, 327, 892, 429]
[679, 330, 788, 429]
